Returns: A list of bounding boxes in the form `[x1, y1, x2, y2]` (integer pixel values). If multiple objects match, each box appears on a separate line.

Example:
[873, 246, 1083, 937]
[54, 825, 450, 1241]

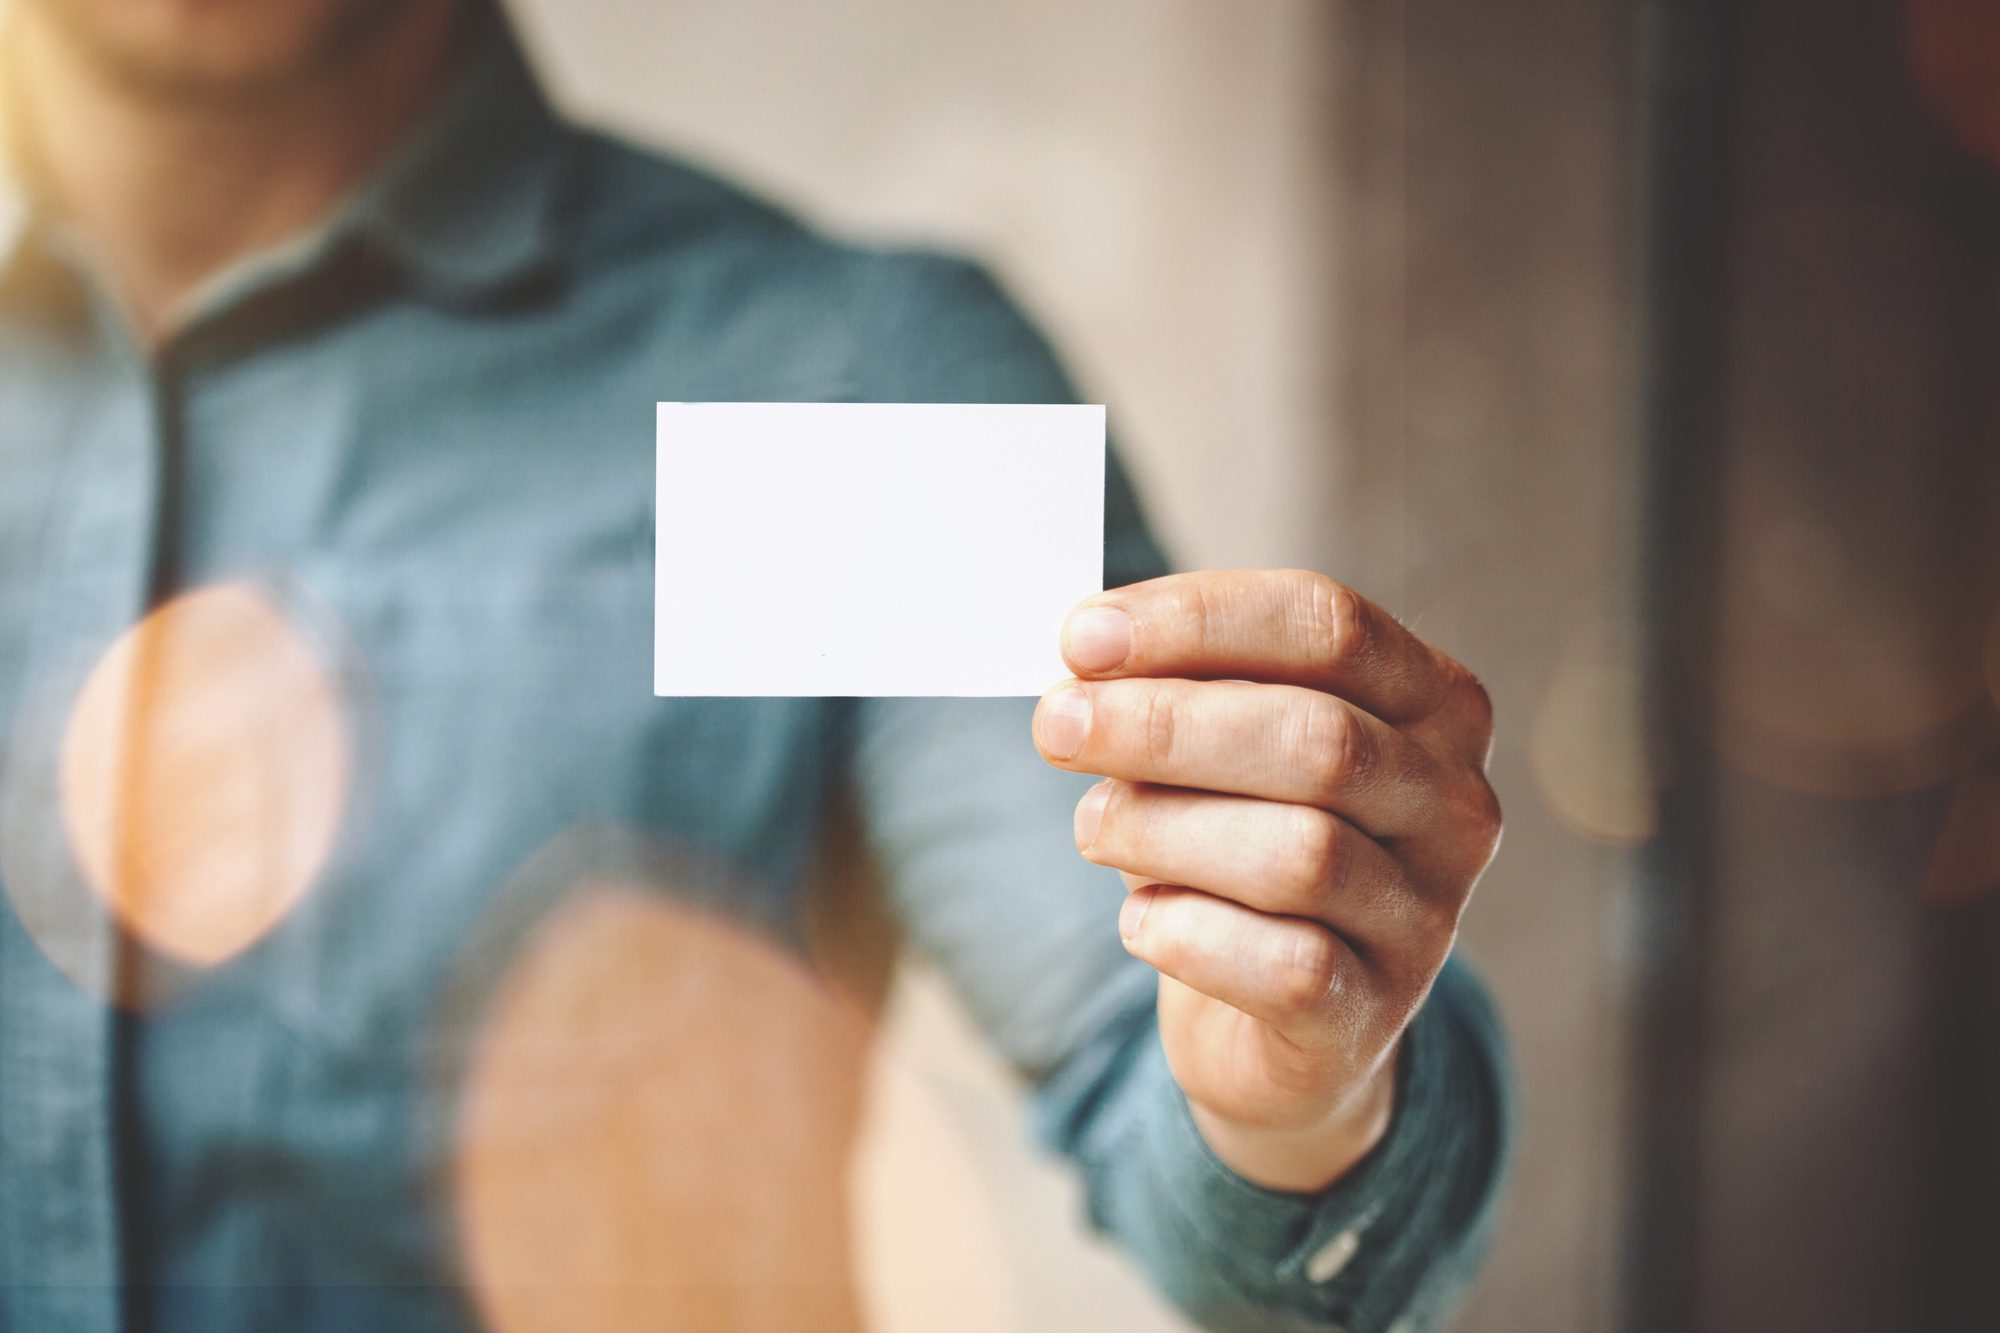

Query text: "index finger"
[1061, 569, 1453, 726]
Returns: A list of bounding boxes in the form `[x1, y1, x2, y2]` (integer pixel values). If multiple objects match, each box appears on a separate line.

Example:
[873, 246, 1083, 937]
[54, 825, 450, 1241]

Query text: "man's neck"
[8, 1, 473, 344]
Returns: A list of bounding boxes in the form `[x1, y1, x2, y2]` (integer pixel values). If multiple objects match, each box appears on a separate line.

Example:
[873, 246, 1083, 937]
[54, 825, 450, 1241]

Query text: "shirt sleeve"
[841, 250, 1515, 1332]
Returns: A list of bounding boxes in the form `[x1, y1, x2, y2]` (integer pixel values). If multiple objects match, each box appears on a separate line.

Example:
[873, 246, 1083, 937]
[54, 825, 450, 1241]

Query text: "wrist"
[1188, 1046, 1400, 1194]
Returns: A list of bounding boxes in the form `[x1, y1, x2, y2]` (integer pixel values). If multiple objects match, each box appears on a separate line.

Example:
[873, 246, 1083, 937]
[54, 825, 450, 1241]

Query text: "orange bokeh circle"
[454, 884, 877, 1333]
[58, 582, 349, 967]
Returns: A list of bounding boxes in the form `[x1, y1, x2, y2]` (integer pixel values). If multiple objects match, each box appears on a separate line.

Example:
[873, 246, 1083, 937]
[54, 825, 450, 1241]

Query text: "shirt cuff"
[1133, 961, 1512, 1332]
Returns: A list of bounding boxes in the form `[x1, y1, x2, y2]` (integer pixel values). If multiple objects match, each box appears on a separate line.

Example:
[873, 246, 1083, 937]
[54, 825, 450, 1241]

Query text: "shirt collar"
[344, 15, 578, 304]
[0, 11, 576, 309]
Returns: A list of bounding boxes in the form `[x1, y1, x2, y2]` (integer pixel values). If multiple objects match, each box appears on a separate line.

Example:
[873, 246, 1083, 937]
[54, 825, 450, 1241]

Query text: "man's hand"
[1032, 570, 1501, 1193]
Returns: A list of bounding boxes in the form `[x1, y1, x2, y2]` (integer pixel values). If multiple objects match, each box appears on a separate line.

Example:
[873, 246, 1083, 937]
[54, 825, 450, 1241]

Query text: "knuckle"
[1466, 775, 1505, 857]
[1138, 683, 1180, 768]
[1187, 577, 1224, 655]
[1309, 574, 1368, 676]
[1281, 807, 1347, 900]
[1462, 672, 1496, 734]
[1278, 927, 1341, 1015]
[1162, 577, 1223, 658]
[1300, 695, 1370, 800]
[1451, 665, 1496, 746]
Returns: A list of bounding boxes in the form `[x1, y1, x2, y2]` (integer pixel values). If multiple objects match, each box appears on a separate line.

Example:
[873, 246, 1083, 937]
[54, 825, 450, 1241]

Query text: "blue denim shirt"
[0, 21, 1509, 1333]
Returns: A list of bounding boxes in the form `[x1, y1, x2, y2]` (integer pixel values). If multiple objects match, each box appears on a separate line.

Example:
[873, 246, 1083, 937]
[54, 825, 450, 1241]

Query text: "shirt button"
[1305, 1226, 1362, 1283]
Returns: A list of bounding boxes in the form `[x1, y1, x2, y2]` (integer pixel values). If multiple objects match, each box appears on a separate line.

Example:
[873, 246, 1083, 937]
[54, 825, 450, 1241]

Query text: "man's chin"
[21, 0, 437, 105]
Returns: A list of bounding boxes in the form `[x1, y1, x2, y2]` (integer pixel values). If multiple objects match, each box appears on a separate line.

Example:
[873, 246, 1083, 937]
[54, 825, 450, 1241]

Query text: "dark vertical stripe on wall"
[1915, 62, 2000, 1333]
[1628, 0, 1736, 1329]
[1634, 2, 2000, 1328]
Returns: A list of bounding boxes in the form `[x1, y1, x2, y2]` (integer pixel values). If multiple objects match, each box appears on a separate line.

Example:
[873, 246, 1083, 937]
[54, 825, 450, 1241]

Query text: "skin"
[7, 0, 473, 342]
[10, 2, 1505, 1198]
[1037, 571, 1501, 1190]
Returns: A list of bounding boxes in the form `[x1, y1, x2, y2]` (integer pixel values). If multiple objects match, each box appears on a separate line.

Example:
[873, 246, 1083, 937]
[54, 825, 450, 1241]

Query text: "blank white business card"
[655, 402, 1105, 697]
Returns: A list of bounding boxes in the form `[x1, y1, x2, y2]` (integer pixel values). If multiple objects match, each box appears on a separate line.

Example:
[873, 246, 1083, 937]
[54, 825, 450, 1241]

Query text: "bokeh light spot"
[1711, 472, 1984, 796]
[58, 582, 348, 967]
[1530, 630, 1658, 846]
[1907, 0, 2000, 169]
[454, 883, 876, 1333]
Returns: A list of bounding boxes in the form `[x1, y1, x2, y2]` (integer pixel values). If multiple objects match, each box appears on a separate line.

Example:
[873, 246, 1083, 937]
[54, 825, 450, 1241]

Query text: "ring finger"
[1076, 780, 1443, 965]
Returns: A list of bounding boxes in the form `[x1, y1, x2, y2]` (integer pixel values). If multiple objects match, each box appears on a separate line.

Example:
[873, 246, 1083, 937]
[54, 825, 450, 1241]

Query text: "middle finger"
[1075, 782, 1443, 959]
[1034, 677, 1437, 838]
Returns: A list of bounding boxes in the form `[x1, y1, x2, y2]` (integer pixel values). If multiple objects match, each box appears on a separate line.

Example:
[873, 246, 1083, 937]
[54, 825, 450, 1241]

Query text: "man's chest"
[0, 300, 849, 1071]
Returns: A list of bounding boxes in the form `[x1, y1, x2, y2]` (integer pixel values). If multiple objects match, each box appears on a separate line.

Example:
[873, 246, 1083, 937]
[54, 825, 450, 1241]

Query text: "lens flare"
[1529, 629, 1657, 846]
[57, 583, 349, 967]
[454, 883, 877, 1333]
[1710, 476, 1984, 796]
[1907, 0, 2000, 168]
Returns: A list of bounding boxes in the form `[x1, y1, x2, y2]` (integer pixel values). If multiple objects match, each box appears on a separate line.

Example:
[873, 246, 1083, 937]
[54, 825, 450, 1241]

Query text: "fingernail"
[1118, 886, 1154, 944]
[1064, 606, 1132, 674]
[1075, 780, 1111, 847]
[1036, 685, 1092, 760]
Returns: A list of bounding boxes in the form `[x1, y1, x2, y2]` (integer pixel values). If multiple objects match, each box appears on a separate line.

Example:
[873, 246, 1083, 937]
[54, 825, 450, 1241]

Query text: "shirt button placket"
[0, 309, 173, 1333]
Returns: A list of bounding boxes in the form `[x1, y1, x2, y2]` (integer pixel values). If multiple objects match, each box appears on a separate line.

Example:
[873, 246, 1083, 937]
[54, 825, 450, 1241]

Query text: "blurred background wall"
[1631, 2, 2000, 1330]
[507, 1, 1641, 1330]
[500, 2, 1648, 1328]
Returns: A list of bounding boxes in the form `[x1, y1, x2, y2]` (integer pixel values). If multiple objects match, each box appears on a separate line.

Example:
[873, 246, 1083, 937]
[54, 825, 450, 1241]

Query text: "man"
[0, 1, 1511, 1329]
